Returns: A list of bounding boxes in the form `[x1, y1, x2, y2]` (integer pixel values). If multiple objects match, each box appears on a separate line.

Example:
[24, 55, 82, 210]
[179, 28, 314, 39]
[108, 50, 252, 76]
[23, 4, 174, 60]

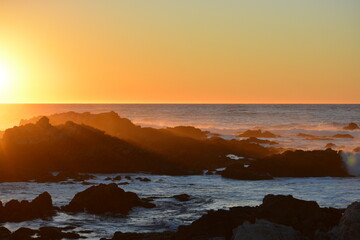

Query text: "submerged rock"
[0, 192, 55, 223]
[232, 219, 305, 240]
[343, 123, 360, 131]
[173, 194, 191, 202]
[62, 183, 155, 214]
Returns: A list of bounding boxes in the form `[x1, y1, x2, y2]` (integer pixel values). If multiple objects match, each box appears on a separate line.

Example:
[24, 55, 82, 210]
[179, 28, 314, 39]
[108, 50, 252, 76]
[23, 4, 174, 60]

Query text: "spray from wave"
[341, 152, 360, 176]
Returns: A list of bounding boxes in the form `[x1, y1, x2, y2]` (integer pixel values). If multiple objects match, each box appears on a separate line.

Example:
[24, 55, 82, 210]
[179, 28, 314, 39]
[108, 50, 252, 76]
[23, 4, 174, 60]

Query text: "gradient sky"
[0, 0, 359, 103]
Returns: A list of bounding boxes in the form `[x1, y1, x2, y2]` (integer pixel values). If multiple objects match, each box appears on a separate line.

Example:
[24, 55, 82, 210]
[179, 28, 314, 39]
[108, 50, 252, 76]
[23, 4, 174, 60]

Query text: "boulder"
[232, 219, 305, 240]
[221, 163, 273, 180]
[0, 192, 55, 222]
[343, 123, 360, 130]
[10, 228, 38, 240]
[62, 183, 155, 214]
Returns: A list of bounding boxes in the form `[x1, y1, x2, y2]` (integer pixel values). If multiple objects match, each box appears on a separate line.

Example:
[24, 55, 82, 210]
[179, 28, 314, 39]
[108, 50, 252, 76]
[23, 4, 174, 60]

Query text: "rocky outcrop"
[330, 202, 360, 240]
[0, 192, 55, 222]
[249, 149, 350, 177]
[237, 130, 280, 138]
[62, 183, 155, 214]
[232, 219, 305, 240]
[240, 137, 278, 145]
[18, 112, 279, 172]
[35, 171, 95, 183]
[221, 163, 273, 180]
[174, 194, 342, 240]
[343, 123, 360, 131]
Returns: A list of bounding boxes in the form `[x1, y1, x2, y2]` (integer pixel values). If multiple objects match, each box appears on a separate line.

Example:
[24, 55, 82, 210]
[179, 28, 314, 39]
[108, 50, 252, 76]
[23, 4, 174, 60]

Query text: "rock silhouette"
[237, 130, 280, 138]
[0, 192, 55, 222]
[62, 183, 155, 214]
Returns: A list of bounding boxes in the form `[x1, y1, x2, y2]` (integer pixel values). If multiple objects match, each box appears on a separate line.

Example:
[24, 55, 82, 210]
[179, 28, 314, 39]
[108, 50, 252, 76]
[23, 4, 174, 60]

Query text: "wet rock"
[343, 123, 360, 130]
[62, 183, 155, 214]
[113, 175, 122, 181]
[330, 202, 360, 240]
[332, 134, 354, 139]
[237, 130, 280, 138]
[232, 219, 305, 240]
[0, 192, 55, 222]
[125, 176, 132, 180]
[221, 163, 273, 180]
[173, 194, 191, 202]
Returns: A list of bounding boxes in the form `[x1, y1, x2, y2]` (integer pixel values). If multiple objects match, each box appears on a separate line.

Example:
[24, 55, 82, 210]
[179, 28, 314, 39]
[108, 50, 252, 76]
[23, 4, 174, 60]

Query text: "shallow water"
[1, 173, 360, 239]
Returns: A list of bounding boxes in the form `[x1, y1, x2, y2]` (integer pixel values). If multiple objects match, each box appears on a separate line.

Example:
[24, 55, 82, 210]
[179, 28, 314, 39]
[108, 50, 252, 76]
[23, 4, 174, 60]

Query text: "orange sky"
[0, 1, 359, 103]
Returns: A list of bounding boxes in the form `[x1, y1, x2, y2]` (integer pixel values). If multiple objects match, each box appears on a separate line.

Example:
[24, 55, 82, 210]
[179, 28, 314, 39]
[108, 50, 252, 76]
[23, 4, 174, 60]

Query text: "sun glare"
[0, 64, 11, 88]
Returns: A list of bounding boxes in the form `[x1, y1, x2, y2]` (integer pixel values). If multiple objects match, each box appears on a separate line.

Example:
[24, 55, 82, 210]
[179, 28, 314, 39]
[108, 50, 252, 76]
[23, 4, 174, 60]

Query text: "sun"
[0, 64, 11, 88]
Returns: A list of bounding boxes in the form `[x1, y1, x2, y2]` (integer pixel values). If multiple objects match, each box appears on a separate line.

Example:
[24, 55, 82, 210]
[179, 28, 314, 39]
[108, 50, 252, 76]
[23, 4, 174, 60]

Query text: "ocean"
[0, 104, 359, 239]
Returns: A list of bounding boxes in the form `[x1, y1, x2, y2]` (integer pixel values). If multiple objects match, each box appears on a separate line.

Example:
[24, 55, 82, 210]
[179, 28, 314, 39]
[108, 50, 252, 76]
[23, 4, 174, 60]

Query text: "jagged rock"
[343, 123, 360, 130]
[10, 228, 38, 240]
[232, 219, 305, 240]
[62, 183, 155, 214]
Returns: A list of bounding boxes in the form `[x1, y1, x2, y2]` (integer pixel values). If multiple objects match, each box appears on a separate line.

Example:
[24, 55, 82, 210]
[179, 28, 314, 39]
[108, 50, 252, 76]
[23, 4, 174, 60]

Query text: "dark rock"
[173, 194, 191, 202]
[330, 202, 360, 240]
[221, 163, 273, 180]
[174, 194, 342, 240]
[0, 227, 11, 240]
[10, 228, 38, 240]
[105, 231, 175, 240]
[104, 177, 112, 181]
[343, 123, 360, 130]
[135, 177, 151, 182]
[232, 219, 305, 240]
[125, 176, 132, 180]
[249, 149, 350, 177]
[165, 126, 209, 140]
[238, 130, 280, 138]
[0, 192, 55, 222]
[118, 182, 130, 185]
[354, 147, 360, 153]
[62, 183, 155, 214]
[113, 175, 122, 181]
